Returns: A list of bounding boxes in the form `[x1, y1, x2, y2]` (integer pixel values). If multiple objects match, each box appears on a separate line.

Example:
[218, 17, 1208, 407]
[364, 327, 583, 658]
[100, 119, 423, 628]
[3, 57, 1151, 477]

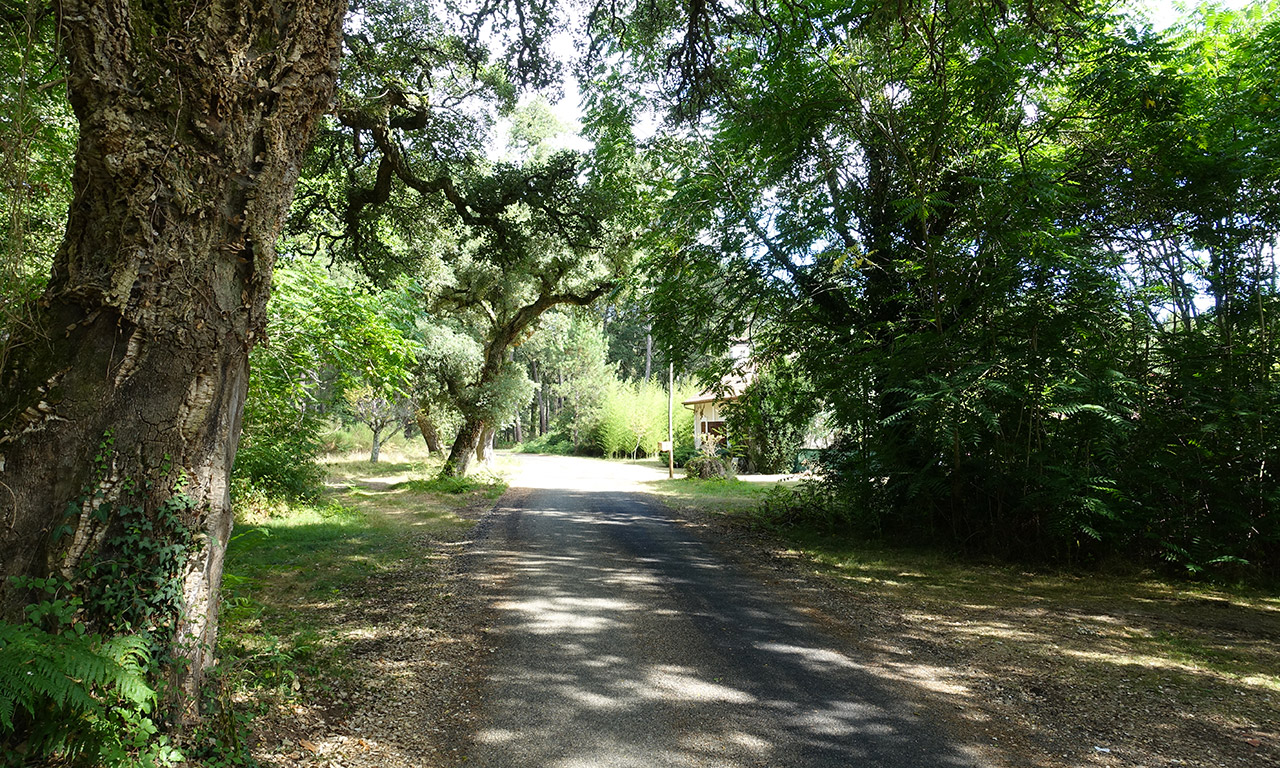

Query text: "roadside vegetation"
[204, 438, 505, 765]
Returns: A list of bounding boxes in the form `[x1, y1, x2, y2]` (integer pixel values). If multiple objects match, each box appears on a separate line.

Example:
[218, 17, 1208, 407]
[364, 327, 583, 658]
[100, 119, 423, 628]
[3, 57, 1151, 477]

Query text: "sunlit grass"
[395, 474, 509, 498]
[642, 475, 791, 514]
[220, 448, 505, 700]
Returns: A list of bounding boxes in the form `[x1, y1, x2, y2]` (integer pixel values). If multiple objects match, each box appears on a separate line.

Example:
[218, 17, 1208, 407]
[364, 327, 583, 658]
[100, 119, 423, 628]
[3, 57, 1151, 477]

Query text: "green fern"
[0, 620, 156, 756]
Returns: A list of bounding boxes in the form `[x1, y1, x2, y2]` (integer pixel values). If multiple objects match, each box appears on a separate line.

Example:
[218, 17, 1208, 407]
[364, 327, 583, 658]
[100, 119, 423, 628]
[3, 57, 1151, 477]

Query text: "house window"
[700, 420, 726, 437]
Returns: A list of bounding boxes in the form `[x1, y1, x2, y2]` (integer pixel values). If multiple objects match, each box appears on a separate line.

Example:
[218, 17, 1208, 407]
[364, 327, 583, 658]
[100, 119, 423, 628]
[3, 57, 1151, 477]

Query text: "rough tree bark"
[442, 414, 486, 477]
[0, 0, 345, 720]
[415, 400, 443, 454]
[644, 325, 653, 382]
[476, 424, 496, 465]
[440, 285, 610, 477]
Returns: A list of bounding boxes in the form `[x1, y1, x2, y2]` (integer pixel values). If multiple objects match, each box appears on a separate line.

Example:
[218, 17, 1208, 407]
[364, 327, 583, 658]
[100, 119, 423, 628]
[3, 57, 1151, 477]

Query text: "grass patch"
[642, 474, 794, 514]
[217, 446, 504, 723]
[219, 497, 416, 700]
[394, 475, 508, 498]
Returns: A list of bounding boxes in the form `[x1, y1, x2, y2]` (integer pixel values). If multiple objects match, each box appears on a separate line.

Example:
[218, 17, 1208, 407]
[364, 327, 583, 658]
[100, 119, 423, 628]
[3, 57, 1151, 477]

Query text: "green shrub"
[233, 428, 325, 500]
[684, 455, 735, 480]
[748, 479, 848, 532]
[594, 384, 634, 458]
[724, 359, 819, 474]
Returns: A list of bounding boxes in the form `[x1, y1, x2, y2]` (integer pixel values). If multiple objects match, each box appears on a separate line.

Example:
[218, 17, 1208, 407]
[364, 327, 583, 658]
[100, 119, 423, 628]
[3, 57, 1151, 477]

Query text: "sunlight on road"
[468, 454, 981, 767]
[506, 454, 671, 492]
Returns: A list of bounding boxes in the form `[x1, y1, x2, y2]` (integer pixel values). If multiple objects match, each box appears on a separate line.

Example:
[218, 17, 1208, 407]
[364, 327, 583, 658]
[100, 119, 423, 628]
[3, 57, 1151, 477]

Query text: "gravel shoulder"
[650, 479, 1280, 768]
[223, 454, 503, 768]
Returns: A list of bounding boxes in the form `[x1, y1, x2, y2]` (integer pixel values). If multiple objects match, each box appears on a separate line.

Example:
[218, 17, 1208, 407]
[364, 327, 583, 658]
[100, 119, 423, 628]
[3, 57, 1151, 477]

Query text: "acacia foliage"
[237, 258, 417, 496]
[593, 0, 1280, 575]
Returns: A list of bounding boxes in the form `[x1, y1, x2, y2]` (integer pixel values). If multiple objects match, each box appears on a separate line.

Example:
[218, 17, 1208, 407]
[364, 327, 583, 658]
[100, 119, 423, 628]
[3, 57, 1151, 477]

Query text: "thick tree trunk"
[0, 0, 344, 722]
[416, 410, 442, 453]
[441, 415, 485, 477]
[512, 407, 523, 444]
[644, 327, 653, 382]
[539, 378, 549, 434]
[440, 285, 610, 475]
[476, 424, 496, 465]
[369, 425, 383, 463]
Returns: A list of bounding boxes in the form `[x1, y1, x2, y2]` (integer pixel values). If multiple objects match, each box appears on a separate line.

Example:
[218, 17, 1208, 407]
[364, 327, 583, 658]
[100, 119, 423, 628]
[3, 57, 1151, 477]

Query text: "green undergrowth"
[394, 474, 508, 497]
[214, 447, 505, 757]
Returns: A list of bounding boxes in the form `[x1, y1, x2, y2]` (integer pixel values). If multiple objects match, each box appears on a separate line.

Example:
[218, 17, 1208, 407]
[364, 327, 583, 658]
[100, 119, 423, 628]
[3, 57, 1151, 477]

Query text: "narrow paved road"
[468, 455, 980, 768]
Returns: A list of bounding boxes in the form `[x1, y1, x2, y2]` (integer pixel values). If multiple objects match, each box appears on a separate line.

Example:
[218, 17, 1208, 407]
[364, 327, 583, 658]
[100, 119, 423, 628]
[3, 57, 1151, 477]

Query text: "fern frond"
[0, 620, 157, 738]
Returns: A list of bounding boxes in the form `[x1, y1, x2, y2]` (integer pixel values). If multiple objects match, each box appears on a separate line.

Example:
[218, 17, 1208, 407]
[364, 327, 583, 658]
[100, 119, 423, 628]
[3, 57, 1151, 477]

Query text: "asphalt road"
[467, 455, 981, 768]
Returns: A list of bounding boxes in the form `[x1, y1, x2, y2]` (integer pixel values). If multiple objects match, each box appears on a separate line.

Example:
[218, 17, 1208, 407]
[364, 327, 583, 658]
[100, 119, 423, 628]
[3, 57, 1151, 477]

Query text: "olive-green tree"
[292, 7, 648, 475]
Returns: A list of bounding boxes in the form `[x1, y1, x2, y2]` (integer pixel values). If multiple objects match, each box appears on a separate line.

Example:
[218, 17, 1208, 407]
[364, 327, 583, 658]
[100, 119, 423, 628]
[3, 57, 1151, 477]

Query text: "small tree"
[344, 386, 412, 463]
[239, 258, 416, 489]
[725, 359, 820, 474]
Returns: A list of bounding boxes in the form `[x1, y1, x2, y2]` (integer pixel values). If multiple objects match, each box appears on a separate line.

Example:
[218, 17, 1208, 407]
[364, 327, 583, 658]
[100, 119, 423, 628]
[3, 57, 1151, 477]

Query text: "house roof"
[681, 376, 749, 407]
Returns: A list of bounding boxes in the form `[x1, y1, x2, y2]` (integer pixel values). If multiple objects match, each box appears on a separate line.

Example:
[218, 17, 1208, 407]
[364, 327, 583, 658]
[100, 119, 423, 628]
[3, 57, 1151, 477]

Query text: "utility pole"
[668, 360, 675, 478]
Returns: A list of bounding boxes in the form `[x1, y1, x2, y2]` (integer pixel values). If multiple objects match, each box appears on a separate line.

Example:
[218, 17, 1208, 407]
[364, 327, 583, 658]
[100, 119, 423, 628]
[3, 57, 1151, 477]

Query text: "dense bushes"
[684, 454, 734, 479]
[724, 359, 820, 473]
[634, 3, 1280, 580]
[594, 379, 670, 458]
[745, 288, 1280, 579]
[516, 431, 575, 455]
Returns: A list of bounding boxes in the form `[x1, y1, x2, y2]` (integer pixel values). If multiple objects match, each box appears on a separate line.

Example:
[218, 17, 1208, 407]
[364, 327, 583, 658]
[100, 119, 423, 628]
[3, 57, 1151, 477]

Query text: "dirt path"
[466, 455, 981, 767]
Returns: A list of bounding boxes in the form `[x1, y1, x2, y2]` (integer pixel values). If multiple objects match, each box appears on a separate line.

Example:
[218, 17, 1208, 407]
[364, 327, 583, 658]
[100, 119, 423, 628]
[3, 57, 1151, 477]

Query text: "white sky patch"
[486, 20, 591, 161]
[1132, 0, 1258, 29]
